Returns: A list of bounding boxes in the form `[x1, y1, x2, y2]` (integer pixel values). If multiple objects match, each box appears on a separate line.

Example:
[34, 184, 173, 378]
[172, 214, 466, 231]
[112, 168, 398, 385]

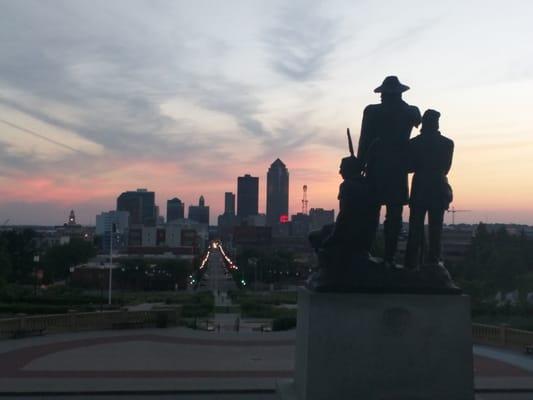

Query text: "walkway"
[0, 327, 294, 394]
[1, 327, 533, 397]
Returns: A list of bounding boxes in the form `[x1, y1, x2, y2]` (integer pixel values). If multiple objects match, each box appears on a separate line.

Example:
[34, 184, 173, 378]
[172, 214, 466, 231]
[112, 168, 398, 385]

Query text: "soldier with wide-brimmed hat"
[358, 76, 421, 266]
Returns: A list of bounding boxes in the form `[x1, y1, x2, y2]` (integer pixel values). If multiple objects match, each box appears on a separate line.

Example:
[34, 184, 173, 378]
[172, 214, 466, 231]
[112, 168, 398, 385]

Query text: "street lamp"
[249, 257, 258, 291]
[33, 255, 40, 296]
[108, 223, 118, 305]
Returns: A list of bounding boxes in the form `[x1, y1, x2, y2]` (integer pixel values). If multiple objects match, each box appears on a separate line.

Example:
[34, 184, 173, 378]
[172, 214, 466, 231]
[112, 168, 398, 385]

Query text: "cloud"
[359, 18, 441, 60]
[184, 78, 269, 138]
[264, 3, 339, 81]
[0, 1, 273, 183]
[0, 118, 86, 155]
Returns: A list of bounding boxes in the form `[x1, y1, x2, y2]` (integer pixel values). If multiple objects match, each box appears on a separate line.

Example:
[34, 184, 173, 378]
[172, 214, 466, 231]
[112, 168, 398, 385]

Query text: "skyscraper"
[224, 192, 236, 215]
[266, 159, 289, 227]
[188, 195, 210, 225]
[237, 174, 259, 218]
[167, 197, 185, 222]
[117, 189, 156, 226]
[95, 210, 129, 252]
[218, 192, 238, 240]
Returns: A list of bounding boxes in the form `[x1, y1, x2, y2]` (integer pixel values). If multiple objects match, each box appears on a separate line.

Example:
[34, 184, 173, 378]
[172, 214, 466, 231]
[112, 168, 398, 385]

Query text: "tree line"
[0, 229, 96, 285]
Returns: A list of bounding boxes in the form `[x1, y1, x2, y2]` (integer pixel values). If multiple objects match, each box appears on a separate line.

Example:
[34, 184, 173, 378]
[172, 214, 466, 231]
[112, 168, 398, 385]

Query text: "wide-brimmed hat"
[374, 76, 410, 93]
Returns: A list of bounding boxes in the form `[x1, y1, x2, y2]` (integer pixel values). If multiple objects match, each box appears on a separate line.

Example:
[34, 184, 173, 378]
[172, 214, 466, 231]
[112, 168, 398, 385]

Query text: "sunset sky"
[1, 0, 532, 225]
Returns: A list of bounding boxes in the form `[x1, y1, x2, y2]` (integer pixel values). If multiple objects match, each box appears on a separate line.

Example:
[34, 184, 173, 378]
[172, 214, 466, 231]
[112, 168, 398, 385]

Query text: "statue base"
[277, 288, 474, 400]
[306, 252, 461, 294]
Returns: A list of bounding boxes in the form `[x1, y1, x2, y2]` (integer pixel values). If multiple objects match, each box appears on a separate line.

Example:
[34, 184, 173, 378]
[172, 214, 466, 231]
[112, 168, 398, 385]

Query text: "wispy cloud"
[264, 3, 339, 81]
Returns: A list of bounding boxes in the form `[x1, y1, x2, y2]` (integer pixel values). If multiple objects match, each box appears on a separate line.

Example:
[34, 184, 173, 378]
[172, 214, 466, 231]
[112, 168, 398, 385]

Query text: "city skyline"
[1, 1, 533, 225]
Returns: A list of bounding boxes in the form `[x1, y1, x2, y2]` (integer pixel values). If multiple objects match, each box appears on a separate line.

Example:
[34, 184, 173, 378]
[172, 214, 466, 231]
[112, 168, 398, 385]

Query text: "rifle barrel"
[347, 128, 355, 157]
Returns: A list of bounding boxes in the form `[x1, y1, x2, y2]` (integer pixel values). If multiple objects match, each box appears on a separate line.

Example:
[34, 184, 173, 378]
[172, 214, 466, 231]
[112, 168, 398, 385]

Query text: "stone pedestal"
[278, 288, 474, 400]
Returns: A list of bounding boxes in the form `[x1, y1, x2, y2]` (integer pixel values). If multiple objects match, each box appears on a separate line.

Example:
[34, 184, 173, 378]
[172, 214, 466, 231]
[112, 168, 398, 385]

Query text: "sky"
[0, 0, 533, 226]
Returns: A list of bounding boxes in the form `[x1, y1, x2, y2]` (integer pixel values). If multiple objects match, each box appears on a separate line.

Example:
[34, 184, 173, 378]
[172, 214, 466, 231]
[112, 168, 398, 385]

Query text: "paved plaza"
[0, 326, 533, 399]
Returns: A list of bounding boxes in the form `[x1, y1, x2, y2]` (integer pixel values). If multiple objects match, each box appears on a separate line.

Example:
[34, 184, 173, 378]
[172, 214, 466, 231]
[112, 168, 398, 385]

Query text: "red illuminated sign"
[279, 214, 289, 224]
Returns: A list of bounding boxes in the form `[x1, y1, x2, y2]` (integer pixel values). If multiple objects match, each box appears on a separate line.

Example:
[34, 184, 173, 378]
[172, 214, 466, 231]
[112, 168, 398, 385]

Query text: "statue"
[404, 109, 454, 271]
[306, 81, 460, 293]
[358, 76, 421, 266]
[321, 130, 373, 253]
[307, 130, 379, 291]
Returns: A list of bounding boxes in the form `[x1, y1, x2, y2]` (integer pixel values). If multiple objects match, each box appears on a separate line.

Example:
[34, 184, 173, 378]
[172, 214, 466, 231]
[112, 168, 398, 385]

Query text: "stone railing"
[0, 309, 180, 339]
[472, 322, 533, 347]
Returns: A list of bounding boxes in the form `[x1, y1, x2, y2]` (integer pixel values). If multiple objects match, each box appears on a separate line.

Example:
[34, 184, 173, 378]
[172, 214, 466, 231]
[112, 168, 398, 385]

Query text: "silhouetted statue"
[307, 132, 374, 290]
[306, 88, 460, 294]
[321, 157, 372, 249]
[404, 109, 454, 270]
[358, 76, 421, 266]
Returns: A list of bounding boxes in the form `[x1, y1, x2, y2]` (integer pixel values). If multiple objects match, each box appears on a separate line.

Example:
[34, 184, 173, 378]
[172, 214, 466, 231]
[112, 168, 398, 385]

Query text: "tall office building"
[95, 210, 129, 252]
[266, 159, 289, 227]
[167, 197, 185, 222]
[188, 195, 210, 225]
[237, 174, 259, 218]
[218, 192, 238, 241]
[116, 189, 156, 226]
[224, 192, 236, 215]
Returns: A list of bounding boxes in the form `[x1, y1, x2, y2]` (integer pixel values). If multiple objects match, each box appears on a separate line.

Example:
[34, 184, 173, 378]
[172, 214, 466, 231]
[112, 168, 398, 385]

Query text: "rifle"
[347, 128, 355, 157]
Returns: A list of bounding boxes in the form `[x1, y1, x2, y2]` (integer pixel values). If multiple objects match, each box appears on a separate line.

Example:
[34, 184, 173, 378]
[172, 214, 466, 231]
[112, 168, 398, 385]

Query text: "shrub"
[0, 303, 72, 315]
[272, 317, 296, 331]
[155, 311, 169, 328]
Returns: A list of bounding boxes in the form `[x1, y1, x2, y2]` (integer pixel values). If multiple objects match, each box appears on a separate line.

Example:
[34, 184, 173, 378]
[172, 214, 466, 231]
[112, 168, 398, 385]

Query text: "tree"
[0, 245, 11, 286]
[0, 229, 36, 283]
[456, 223, 533, 299]
[42, 239, 96, 282]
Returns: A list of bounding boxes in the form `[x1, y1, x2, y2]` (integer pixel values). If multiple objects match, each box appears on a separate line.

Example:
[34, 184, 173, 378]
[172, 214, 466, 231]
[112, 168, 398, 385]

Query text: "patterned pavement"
[1, 328, 533, 396]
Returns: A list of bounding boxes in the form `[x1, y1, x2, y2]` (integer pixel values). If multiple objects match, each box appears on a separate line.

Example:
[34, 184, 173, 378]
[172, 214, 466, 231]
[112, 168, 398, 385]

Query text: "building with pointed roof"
[266, 158, 289, 227]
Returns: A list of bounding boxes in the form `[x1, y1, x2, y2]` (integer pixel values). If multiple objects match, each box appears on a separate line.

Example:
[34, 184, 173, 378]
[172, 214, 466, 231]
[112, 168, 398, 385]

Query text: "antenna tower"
[302, 185, 308, 214]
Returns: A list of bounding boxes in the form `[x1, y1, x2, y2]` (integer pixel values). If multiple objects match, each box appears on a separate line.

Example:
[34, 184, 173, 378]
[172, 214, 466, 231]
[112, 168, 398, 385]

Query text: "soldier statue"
[307, 131, 373, 290]
[358, 76, 421, 266]
[404, 109, 454, 269]
[322, 156, 372, 253]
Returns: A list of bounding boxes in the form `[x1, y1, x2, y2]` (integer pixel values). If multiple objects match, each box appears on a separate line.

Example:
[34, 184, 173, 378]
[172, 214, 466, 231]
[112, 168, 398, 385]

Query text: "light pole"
[33, 255, 39, 296]
[249, 257, 258, 291]
[108, 223, 116, 305]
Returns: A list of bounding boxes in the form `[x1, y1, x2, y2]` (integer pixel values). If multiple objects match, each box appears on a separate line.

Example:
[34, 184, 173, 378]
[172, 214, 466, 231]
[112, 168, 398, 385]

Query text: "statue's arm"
[406, 140, 417, 173]
[412, 106, 422, 128]
[444, 140, 454, 175]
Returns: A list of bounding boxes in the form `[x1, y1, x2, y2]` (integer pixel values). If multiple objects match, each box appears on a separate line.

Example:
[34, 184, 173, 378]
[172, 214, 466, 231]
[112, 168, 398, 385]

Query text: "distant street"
[202, 249, 237, 294]
[195, 244, 245, 332]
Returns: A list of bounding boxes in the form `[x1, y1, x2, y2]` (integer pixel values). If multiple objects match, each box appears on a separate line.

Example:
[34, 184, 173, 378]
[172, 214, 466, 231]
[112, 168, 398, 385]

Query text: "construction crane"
[302, 185, 308, 215]
[446, 206, 471, 225]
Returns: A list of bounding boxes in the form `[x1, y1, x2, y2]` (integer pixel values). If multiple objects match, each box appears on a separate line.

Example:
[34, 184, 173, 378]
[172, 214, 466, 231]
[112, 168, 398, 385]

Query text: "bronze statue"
[358, 76, 421, 266]
[307, 130, 374, 290]
[306, 80, 460, 293]
[322, 130, 373, 252]
[404, 109, 454, 269]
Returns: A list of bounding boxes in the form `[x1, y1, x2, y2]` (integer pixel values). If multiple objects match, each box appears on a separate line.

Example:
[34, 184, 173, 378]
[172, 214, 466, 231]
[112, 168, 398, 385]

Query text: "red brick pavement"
[0, 334, 530, 379]
[0, 334, 294, 378]
[474, 355, 531, 377]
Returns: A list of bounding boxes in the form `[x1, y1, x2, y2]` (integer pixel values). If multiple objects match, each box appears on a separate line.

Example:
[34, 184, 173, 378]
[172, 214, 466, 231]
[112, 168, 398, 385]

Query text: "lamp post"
[108, 223, 117, 305]
[249, 257, 258, 291]
[33, 255, 39, 296]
